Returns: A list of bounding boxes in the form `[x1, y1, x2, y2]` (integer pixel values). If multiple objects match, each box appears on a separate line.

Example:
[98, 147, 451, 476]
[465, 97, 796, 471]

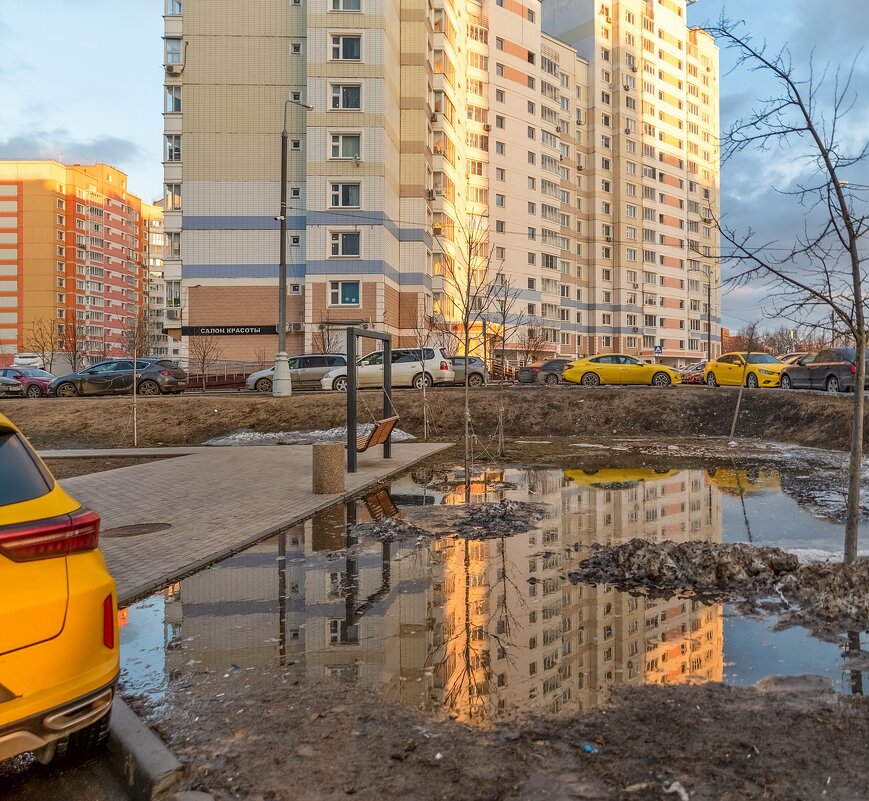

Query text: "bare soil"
[42, 456, 174, 479]
[0, 384, 859, 450]
[137, 669, 869, 801]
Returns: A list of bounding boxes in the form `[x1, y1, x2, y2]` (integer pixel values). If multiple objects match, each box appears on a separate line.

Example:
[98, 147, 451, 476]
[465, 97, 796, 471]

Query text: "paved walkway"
[40, 447, 208, 458]
[58, 443, 449, 605]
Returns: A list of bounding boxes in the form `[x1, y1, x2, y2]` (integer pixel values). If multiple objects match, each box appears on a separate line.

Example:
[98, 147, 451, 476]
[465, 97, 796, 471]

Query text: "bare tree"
[311, 314, 345, 354]
[252, 345, 272, 370]
[62, 321, 89, 372]
[188, 334, 225, 392]
[24, 317, 59, 373]
[729, 321, 760, 439]
[410, 303, 437, 442]
[120, 311, 156, 360]
[488, 276, 527, 456]
[516, 317, 548, 366]
[708, 18, 868, 562]
[438, 214, 501, 500]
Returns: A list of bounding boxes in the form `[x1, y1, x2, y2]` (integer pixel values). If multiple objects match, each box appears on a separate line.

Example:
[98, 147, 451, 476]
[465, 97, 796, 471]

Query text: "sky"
[0, 0, 866, 332]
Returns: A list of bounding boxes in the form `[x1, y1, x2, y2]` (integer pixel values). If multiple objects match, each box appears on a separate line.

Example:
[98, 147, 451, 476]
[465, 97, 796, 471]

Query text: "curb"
[106, 697, 184, 801]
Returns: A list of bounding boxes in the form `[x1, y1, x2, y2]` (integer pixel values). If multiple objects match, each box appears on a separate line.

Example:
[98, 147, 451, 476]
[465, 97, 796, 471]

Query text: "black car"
[516, 359, 572, 385]
[781, 348, 867, 393]
[48, 358, 188, 397]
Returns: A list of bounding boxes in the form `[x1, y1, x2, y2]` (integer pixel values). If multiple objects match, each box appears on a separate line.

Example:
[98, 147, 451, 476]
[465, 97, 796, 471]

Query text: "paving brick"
[58, 443, 449, 605]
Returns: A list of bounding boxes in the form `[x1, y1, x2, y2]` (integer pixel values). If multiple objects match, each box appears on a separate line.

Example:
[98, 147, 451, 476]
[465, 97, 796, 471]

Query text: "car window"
[157, 360, 178, 369]
[837, 348, 857, 362]
[594, 355, 616, 364]
[286, 358, 299, 369]
[327, 355, 346, 366]
[87, 361, 116, 374]
[361, 352, 384, 366]
[306, 356, 328, 368]
[135, 360, 151, 369]
[815, 350, 835, 362]
[745, 353, 779, 364]
[621, 356, 643, 365]
[114, 360, 134, 371]
[451, 357, 465, 365]
[0, 431, 53, 505]
[799, 354, 816, 365]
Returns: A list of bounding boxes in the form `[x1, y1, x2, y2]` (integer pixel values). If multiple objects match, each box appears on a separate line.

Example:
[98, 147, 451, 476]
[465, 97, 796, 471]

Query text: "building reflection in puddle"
[124, 466, 849, 723]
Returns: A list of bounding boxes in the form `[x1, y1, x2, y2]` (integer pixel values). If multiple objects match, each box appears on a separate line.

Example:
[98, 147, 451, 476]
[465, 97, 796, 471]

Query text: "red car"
[0, 367, 55, 398]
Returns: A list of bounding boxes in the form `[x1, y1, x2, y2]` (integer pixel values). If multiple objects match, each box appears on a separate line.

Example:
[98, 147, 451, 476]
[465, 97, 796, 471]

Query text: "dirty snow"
[205, 425, 416, 446]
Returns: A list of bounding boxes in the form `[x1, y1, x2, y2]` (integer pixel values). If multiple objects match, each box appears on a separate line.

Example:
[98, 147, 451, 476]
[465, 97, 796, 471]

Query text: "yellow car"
[703, 352, 784, 388]
[0, 413, 118, 764]
[564, 468, 679, 489]
[562, 353, 682, 387]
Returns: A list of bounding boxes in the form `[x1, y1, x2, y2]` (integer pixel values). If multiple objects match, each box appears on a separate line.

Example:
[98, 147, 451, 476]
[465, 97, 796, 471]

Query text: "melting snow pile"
[206, 425, 415, 446]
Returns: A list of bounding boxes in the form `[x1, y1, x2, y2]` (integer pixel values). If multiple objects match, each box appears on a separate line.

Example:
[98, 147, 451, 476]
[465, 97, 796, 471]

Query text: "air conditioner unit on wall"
[165, 64, 183, 76]
[288, 322, 304, 333]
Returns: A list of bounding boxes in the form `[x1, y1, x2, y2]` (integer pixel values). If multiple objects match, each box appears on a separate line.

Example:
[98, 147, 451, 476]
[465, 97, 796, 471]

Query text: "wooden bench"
[351, 415, 399, 453]
[363, 487, 400, 520]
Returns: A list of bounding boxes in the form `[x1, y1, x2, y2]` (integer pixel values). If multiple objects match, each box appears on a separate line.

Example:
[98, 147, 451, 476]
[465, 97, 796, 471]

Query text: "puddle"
[121, 466, 866, 723]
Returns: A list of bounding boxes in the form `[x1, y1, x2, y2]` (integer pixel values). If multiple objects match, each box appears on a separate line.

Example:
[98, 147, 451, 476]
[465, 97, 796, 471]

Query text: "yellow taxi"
[703, 352, 784, 388]
[0, 413, 118, 764]
[562, 353, 682, 387]
[564, 468, 679, 489]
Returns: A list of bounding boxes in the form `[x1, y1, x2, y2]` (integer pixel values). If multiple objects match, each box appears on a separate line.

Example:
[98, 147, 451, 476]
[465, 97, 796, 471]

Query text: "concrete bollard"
[312, 442, 345, 494]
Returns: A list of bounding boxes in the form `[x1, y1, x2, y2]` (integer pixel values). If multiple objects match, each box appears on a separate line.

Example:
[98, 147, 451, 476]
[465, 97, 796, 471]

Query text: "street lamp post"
[273, 98, 313, 397]
[688, 265, 714, 361]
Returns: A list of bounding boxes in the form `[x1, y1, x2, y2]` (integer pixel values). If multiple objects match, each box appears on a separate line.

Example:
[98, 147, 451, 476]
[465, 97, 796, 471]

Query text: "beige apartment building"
[162, 0, 719, 366]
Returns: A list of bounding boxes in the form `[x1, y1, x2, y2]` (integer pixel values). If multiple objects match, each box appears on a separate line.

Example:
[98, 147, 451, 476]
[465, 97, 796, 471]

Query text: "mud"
[569, 539, 869, 635]
[138, 668, 869, 801]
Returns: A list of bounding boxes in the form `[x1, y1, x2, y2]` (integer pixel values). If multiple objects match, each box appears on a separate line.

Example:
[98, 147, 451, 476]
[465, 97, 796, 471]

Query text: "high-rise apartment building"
[163, 0, 718, 365]
[0, 161, 147, 365]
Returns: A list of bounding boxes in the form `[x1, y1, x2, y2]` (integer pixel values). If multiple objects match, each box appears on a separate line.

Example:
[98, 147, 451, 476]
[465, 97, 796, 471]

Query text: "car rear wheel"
[826, 376, 840, 393]
[25, 384, 43, 398]
[332, 376, 348, 392]
[746, 373, 759, 389]
[255, 378, 272, 393]
[544, 373, 559, 385]
[467, 373, 484, 387]
[651, 371, 671, 387]
[706, 373, 717, 387]
[780, 374, 792, 390]
[56, 382, 78, 398]
[412, 372, 433, 389]
[580, 372, 600, 387]
[138, 380, 161, 396]
[35, 710, 112, 766]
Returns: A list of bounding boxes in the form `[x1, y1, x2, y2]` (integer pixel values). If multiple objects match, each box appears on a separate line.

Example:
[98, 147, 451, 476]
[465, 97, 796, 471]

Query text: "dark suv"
[517, 359, 572, 385]
[47, 358, 188, 397]
[781, 348, 868, 393]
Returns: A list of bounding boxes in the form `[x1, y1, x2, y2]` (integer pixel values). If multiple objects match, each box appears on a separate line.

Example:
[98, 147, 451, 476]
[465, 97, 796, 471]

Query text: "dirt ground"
[135, 669, 868, 801]
[0, 384, 859, 451]
[42, 456, 174, 479]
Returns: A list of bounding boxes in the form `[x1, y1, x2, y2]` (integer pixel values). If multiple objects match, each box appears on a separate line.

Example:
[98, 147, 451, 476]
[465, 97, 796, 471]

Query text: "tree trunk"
[845, 330, 864, 563]
[463, 323, 471, 504]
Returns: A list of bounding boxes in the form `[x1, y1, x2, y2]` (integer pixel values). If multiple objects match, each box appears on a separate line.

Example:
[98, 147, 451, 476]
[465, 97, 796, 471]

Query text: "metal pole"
[272, 103, 292, 396]
[707, 279, 712, 360]
[383, 337, 392, 459]
[347, 328, 357, 473]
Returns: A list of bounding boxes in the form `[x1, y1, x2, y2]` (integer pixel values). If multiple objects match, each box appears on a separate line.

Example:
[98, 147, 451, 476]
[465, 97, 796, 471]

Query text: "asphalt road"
[0, 751, 128, 801]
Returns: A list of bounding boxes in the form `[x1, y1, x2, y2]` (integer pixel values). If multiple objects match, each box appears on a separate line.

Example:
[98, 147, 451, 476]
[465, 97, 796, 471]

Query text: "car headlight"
[758, 369, 774, 376]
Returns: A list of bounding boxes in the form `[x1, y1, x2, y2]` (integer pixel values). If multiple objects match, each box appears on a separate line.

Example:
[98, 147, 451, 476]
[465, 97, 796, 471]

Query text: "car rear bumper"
[0, 387, 24, 397]
[0, 675, 117, 761]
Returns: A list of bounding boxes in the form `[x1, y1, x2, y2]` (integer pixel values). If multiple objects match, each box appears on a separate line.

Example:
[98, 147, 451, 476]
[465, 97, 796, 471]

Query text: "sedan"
[245, 354, 347, 392]
[0, 367, 55, 398]
[447, 356, 489, 386]
[0, 376, 24, 398]
[704, 352, 784, 388]
[562, 354, 681, 386]
[0, 412, 118, 764]
[517, 359, 573, 385]
[48, 358, 187, 397]
[679, 362, 707, 385]
[781, 347, 867, 393]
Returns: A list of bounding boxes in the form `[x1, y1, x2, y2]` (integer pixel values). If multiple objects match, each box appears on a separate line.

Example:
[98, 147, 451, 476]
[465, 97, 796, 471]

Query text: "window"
[495, 194, 505, 207]
[495, 167, 505, 181]
[291, 42, 302, 54]
[291, 187, 301, 199]
[331, 35, 361, 60]
[495, 142, 505, 155]
[527, 8, 535, 22]
[165, 85, 181, 113]
[290, 139, 301, 151]
[331, 84, 361, 109]
[165, 183, 181, 211]
[496, 115, 505, 129]
[330, 182, 360, 207]
[528, 277, 536, 289]
[165, 37, 182, 65]
[330, 280, 360, 305]
[165, 135, 181, 162]
[330, 134, 361, 159]
[527, 126, 536, 140]
[331, 0, 361, 9]
[496, 89, 505, 103]
[330, 231, 361, 257]
[166, 231, 181, 258]
[165, 0, 182, 14]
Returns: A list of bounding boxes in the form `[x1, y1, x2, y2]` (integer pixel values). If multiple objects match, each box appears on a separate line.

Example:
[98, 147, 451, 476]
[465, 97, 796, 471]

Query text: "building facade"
[163, 0, 719, 366]
[0, 161, 148, 367]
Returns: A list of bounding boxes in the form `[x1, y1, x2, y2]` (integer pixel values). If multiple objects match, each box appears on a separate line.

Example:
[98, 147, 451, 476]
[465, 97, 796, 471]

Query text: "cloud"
[0, 131, 145, 169]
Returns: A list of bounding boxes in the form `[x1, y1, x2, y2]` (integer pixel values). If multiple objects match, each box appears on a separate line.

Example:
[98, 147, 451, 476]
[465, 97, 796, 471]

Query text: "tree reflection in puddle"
[120, 465, 866, 721]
